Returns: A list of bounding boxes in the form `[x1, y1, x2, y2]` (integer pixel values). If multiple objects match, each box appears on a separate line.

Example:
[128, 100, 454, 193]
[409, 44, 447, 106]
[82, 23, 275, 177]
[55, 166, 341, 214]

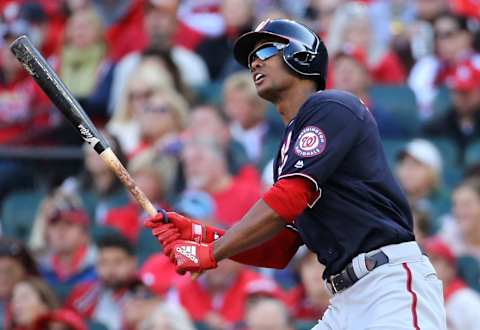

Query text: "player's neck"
[275, 84, 316, 124]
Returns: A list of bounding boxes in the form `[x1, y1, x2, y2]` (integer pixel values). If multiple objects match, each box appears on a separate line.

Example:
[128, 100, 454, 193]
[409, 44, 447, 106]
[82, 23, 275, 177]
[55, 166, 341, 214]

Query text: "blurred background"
[0, 0, 480, 329]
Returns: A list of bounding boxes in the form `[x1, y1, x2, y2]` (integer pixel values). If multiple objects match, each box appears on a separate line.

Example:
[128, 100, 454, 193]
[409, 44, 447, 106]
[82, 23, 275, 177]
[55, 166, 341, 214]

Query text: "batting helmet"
[233, 19, 328, 90]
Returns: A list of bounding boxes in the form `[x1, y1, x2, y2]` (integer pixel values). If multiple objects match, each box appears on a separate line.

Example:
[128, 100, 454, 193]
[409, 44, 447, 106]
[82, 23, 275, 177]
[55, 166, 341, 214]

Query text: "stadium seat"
[369, 85, 420, 136]
[1, 189, 45, 241]
[296, 321, 318, 330]
[87, 320, 109, 330]
[136, 227, 162, 265]
[430, 138, 460, 168]
[465, 139, 480, 166]
[193, 81, 224, 106]
[432, 86, 452, 118]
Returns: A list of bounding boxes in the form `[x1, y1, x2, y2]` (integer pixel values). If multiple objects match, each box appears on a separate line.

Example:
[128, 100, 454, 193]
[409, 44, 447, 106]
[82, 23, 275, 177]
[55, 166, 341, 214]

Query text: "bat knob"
[157, 208, 169, 224]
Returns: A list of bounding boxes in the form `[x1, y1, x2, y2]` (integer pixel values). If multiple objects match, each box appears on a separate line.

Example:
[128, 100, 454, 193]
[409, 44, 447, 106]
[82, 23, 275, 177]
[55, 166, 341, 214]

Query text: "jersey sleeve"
[277, 100, 363, 190]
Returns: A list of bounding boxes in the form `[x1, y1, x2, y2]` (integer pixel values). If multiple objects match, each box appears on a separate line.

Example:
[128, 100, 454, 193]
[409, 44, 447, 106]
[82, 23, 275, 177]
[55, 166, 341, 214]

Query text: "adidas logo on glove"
[176, 245, 199, 264]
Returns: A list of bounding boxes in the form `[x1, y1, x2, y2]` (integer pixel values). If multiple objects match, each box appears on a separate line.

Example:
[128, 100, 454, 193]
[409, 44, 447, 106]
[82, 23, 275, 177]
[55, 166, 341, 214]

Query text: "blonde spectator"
[8, 277, 59, 330]
[107, 60, 176, 154]
[60, 7, 113, 117]
[395, 139, 450, 231]
[139, 302, 195, 330]
[223, 71, 282, 171]
[131, 88, 189, 158]
[327, 2, 406, 84]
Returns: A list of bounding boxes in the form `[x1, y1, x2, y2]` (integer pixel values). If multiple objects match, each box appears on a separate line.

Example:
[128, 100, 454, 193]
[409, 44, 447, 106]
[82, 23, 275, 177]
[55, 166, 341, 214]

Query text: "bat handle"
[98, 148, 201, 279]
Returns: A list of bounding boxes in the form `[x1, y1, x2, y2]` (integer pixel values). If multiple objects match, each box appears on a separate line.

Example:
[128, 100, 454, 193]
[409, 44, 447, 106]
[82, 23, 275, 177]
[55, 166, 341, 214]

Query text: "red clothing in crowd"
[105, 0, 146, 62]
[286, 285, 329, 321]
[177, 269, 280, 324]
[211, 170, 262, 227]
[104, 202, 170, 243]
[0, 71, 52, 144]
[370, 51, 406, 84]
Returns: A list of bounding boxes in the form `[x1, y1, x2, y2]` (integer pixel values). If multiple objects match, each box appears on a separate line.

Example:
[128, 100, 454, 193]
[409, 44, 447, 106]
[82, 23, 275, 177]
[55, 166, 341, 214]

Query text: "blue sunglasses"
[248, 42, 286, 69]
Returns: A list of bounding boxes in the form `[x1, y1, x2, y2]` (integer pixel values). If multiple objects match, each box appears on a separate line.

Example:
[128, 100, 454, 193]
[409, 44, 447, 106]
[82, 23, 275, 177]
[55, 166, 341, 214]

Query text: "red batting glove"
[145, 212, 224, 254]
[144, 212, 180, 251]
[170, 240, 217, 274]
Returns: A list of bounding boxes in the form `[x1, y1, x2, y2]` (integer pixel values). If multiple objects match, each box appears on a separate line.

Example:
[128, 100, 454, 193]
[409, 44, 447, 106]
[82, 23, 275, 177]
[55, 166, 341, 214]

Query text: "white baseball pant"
[312, 241, 447, 330]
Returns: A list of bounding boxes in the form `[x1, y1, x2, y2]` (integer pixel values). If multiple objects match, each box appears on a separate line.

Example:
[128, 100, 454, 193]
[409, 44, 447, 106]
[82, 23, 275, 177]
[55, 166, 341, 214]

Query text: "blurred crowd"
[1, 0, 480, 329]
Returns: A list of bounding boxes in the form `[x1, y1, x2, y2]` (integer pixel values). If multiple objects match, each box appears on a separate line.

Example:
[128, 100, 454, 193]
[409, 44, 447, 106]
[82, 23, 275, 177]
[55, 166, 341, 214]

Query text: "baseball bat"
[8, 36, 204, 277]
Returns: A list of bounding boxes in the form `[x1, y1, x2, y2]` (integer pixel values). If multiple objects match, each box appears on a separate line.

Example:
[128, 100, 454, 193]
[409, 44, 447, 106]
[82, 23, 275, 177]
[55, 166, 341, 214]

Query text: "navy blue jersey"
[273, 90, 414, 278]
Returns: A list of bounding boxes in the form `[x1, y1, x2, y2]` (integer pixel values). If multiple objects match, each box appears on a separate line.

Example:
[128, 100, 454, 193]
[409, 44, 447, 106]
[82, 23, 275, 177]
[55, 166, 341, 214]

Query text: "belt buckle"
[328, 274, 342, 294]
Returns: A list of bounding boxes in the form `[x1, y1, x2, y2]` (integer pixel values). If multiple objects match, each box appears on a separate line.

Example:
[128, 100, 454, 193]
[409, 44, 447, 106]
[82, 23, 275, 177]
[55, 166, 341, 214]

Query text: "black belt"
[327, 250, 389, 294]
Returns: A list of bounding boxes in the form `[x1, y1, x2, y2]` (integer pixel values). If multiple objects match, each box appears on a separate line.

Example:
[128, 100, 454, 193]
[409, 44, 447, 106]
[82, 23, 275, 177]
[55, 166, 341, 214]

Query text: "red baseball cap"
[48, 208, 90, 227]
[334, 44, 369, 69]
[423, 237, 456, 266]
[34, 309, 87, 330]
[446, 58, 480, 92]
[139, 253, 181, 296]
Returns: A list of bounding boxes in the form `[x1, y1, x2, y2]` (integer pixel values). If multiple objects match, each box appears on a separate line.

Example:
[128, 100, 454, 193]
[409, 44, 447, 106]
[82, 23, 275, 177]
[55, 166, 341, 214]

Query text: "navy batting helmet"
[233, 19, 328, 90]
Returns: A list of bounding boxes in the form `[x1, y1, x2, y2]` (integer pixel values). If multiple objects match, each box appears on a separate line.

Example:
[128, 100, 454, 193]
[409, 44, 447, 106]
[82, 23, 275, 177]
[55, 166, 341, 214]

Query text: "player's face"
[249, 40, 296, 101]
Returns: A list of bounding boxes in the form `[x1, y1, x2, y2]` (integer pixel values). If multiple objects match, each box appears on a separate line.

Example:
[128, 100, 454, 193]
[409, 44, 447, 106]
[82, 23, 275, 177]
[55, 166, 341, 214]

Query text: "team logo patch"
[294, 126, 326, 157]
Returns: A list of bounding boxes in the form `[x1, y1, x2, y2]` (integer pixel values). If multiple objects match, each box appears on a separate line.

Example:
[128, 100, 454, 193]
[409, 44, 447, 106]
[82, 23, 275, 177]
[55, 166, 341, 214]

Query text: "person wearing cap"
[423, 237, 480, 330]
[332, 44, 407, 138]
[396, 138, 451, 232]
[0, 238, 39, 327]
[65, 232, 138, 330]
[38, 202, 96, 301]
[423, 56, 480, 161]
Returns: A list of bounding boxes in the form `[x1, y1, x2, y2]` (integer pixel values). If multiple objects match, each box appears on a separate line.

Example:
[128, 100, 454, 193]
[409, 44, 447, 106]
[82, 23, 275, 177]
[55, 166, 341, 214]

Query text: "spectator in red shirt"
[286, 248, 330, 323]
[37, 197, 97, 301]
[176, 259, 280, 329]
[327, 2, 406, 85]
[0, 30, 52, 144]
[90, 0, 145, 62]
[180, 138, 262, 227]
[66, 232, 139, 330]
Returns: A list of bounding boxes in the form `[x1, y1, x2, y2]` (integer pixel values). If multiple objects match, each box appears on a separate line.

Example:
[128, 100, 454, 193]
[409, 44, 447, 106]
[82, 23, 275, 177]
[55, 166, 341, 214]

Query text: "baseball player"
[145, 19, 446, 329]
